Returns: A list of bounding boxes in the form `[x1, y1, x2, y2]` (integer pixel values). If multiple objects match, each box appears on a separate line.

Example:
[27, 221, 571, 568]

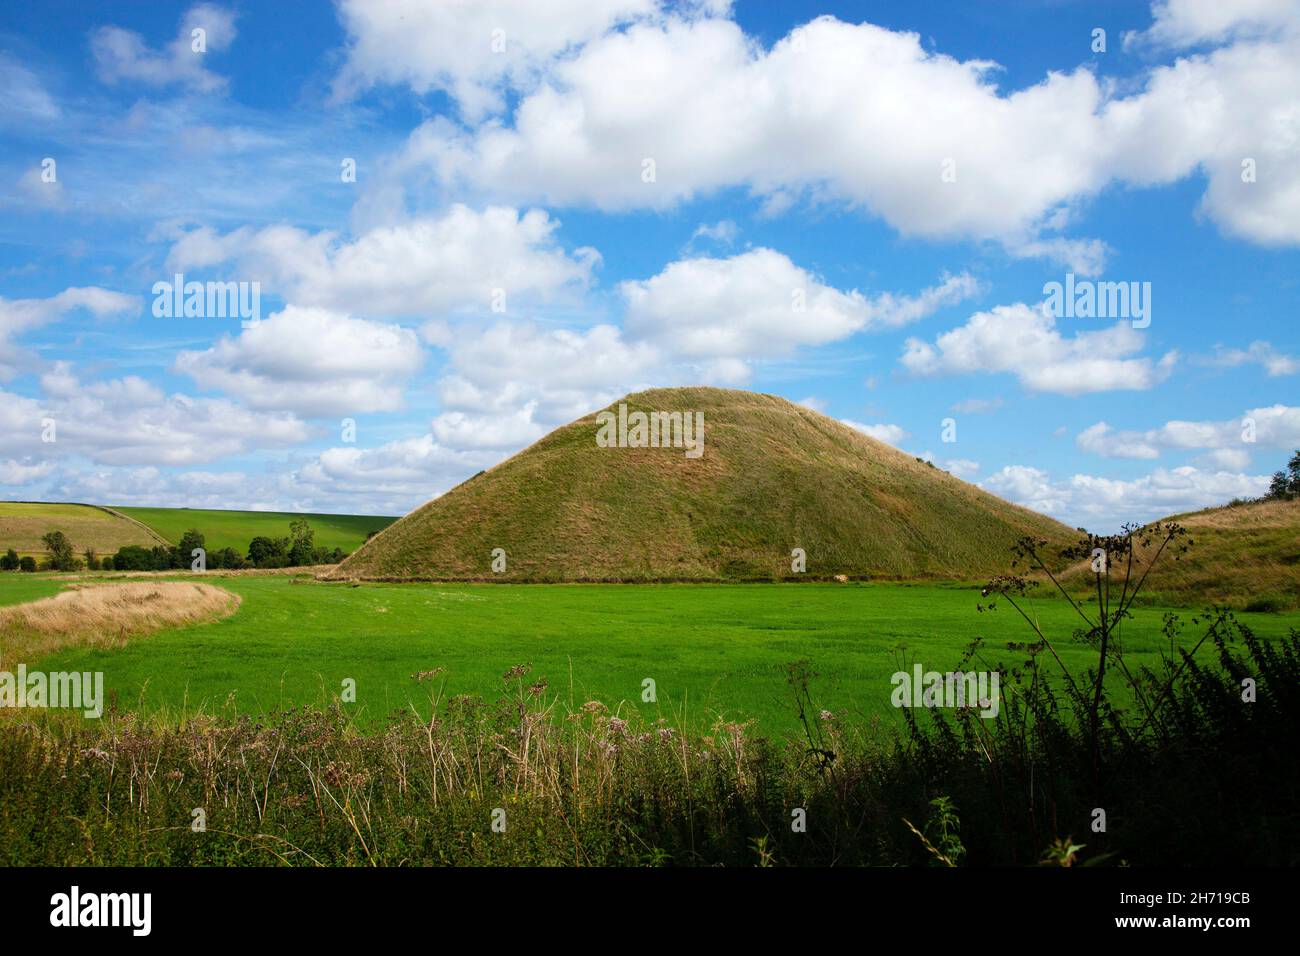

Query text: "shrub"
[112, 545, 163, 571]
[0, 548, 18, 571]
[247, 535, 287, 568]
[1244, 596, 1284, 613]
[18, 556, 36, 573]
[214, 547, 246, 570]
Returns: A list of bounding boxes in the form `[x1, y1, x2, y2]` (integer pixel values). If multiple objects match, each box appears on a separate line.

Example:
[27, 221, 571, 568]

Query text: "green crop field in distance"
[114, 507, 397, 553]
[16, 576, 1299, 735]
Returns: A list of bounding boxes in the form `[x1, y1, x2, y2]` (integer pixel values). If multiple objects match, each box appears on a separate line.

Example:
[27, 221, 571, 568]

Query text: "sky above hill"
[2, 0, 1298, 530]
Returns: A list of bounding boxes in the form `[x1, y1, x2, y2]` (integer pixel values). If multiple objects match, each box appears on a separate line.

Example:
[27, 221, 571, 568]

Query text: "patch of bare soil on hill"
[0, 582, 241, 668]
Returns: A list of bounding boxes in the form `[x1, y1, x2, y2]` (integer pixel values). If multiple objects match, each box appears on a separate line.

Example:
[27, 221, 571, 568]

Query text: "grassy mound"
[333, 387, 1075, 581]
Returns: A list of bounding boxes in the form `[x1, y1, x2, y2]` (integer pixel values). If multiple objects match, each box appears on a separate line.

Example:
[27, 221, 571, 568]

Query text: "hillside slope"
[1141, 499, 1299, 608]
[332, 387, 1076, 582]
[0, 502, 162, 559]
[1051, 498, 1300, 609]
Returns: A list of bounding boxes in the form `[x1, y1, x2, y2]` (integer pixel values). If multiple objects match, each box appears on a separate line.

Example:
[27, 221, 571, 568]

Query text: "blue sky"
[1, 0, 1297, 530]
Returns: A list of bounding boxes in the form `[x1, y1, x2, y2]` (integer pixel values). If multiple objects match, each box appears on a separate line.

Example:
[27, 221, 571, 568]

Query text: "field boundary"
[92, 504, 174, 547]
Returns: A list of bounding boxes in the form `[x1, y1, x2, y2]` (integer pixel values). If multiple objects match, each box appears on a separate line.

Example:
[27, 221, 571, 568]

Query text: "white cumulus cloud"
[902, 302, 1177, 395]
[175, 306, 425, 417]
[92, 3, 236, 93]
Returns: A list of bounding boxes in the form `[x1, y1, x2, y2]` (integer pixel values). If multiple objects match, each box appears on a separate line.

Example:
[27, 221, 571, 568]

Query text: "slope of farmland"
[0, 502, 162, 559]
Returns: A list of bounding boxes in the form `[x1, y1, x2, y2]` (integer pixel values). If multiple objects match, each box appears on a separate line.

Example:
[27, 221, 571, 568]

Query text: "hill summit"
[331, 387, 1075, 581]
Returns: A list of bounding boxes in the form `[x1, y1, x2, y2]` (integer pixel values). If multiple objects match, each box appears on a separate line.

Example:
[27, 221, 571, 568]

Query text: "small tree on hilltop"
[1266, 449, 1300, 501]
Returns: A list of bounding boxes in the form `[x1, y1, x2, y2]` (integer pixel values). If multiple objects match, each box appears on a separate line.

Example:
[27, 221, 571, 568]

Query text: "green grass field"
[11, 575, 1298, 734]
[0, 576, 64, 608]
[114, 507, 396, 553]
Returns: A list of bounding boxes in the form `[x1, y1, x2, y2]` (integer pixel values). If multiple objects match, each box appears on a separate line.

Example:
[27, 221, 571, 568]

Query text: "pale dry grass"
[1172, 498, 1297, 530]
[0, 581, 241, 668]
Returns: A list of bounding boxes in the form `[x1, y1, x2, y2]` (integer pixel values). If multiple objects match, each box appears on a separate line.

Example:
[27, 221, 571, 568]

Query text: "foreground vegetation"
[1, 612, 1294, 866]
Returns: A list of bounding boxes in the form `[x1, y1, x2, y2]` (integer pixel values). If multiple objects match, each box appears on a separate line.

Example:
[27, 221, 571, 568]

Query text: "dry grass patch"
[0, 581, 240, 668]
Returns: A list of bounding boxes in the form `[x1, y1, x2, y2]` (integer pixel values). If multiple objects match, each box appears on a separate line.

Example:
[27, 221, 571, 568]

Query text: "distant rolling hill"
[0, 502, 396, 559]
[0, 502, 163, 559]
[332, 386, 1078, 582]
[112, 507, 397, 553]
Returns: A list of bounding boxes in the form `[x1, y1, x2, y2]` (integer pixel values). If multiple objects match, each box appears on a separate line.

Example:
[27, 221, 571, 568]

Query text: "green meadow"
[13, 574, 1299, 734]
[0, 577, 65, 608]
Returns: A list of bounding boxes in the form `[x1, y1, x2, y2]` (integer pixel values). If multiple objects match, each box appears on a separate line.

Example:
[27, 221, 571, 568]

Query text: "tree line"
[0, 518, 347, 573]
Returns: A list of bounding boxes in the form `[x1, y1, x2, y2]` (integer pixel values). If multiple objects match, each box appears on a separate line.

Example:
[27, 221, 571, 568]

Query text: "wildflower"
[502, 663, 532, 682]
